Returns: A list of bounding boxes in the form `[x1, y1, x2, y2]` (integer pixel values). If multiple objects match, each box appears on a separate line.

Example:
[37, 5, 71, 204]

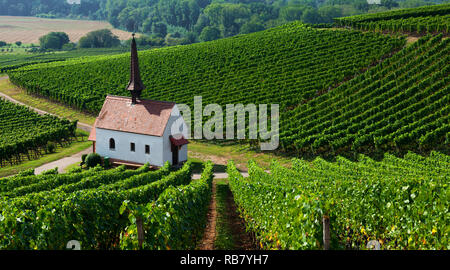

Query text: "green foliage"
[41, 167, 58, 175]
[152, 22, 168, 38]
[0, 161, 197, 249]
[85, 153, 102, 168]
[336, 3, 450, 35]
[0, 163, 150, 248]
[17, 168, 34, 177]
[10, 23, 431, 156]
[199, 26, 221, 41]
[0, 99, 76, 166]
[120, 161, 213, 250]
[46, 142, 56, 153]
[78, 29, 121, 48]
[280, 34, 449, 155]
[61, 43, 76, 51]
[39, 32, 70, 50]
[3, 0, 438, 44]
[81, 154, 88, 164]
[67, 166, 82, 174]
[227, 152, 449, 250]
[0, 47, 130, 73]
[239, 22, 265, 34]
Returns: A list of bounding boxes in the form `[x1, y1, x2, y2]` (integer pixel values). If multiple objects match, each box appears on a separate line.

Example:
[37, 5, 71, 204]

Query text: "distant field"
[0, 16, 134, 44]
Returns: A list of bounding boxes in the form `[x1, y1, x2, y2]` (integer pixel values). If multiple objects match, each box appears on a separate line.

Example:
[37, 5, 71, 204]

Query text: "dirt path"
[34, 147, 93, 174]
[192, 172, 249, 180]
[197, 180, 218, 250]
[197, 178, 256, 250]
[225, 184, 256, 250]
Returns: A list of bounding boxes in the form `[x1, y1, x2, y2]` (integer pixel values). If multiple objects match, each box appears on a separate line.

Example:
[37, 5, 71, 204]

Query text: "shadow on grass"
[190, 160, 227, 174]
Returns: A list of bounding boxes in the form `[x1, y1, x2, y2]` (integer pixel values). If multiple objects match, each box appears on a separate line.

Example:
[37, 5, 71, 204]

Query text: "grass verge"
[63, 161, 83, 173]
[0, 130, 91, 178]
[0, 78, 96, 125]
[188, 140, 292, 171]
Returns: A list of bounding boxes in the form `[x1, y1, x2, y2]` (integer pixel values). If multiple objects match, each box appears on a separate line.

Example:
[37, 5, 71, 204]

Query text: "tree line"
[0, 0, 447, 43]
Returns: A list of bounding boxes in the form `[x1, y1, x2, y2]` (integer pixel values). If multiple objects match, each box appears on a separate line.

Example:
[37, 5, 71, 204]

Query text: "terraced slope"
[0, 47, 130, 73]
[340, 14, 449, 35]
[0, 99, 77, 166]
[7, 21, 449, 156]
[335, 3, 450, 35]
[280, 34, 449, 155]
[9, 22, 403, 113]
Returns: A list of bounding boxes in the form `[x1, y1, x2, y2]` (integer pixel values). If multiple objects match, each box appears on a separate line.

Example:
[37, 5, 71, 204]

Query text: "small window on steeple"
[130, 142, 135, 152]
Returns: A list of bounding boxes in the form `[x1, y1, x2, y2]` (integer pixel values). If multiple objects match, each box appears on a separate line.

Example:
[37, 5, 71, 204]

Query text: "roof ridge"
[105, 94, 176, 105]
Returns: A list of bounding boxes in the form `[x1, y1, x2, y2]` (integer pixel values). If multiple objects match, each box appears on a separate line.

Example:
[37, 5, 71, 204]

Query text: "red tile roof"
[92, 95, 175, 138]
[88, 118, 98, 141]
[170, 134, 189, 146]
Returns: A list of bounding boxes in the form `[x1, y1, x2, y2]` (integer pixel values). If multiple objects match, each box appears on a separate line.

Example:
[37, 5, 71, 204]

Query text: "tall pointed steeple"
[127, 33, 145, 104]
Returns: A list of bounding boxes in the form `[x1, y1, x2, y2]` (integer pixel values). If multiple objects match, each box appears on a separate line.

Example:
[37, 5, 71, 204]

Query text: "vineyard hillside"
[335, 3, 450, 35]
[7, 8, 450, 157]
[0, 99, 77, 166]
[0, 4, 449, 252]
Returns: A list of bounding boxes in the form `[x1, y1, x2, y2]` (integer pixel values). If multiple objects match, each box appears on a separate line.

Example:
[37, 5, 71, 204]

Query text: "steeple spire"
[127, 33, 145, 104]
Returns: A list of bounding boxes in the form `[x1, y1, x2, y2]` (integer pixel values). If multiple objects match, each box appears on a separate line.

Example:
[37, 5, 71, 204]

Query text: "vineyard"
[335, 3, 450, 35]
[8, 22, 450, 156]
[8, 22, 404, 117]
[227, 151, 449, 250]
[0, 160, 213, 250]
[280, 34, 449, 156]
[0, 47, 131, 73]
[0, 4, 449, 252]
[0, 99, 77, 166]
[338, 14, 449, 35]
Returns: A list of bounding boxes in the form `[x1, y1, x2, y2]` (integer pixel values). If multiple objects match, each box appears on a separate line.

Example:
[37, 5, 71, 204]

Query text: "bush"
[78, 29, 120, 48]
[62, 43, 76, 51]
[39, 32, 70, 50]
[199, 26, 221, 42]
[85, 153, 102, 168]
[42, 167, 59, 175]
[46, 142, 57, 153]
[17, 168, 35, 177]
[67, 166, 82, 173]
[81, 154, 88, 163]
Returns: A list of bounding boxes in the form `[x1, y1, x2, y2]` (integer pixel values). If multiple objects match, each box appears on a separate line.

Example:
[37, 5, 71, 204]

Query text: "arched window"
[109, 138, 115, 150]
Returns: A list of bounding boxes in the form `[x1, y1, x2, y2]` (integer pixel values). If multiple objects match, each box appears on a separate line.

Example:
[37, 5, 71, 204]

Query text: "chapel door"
[172, 146, 179, 165]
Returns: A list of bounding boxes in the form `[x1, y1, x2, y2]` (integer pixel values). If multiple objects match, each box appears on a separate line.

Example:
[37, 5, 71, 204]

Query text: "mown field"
[0, 16, 133, 44]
